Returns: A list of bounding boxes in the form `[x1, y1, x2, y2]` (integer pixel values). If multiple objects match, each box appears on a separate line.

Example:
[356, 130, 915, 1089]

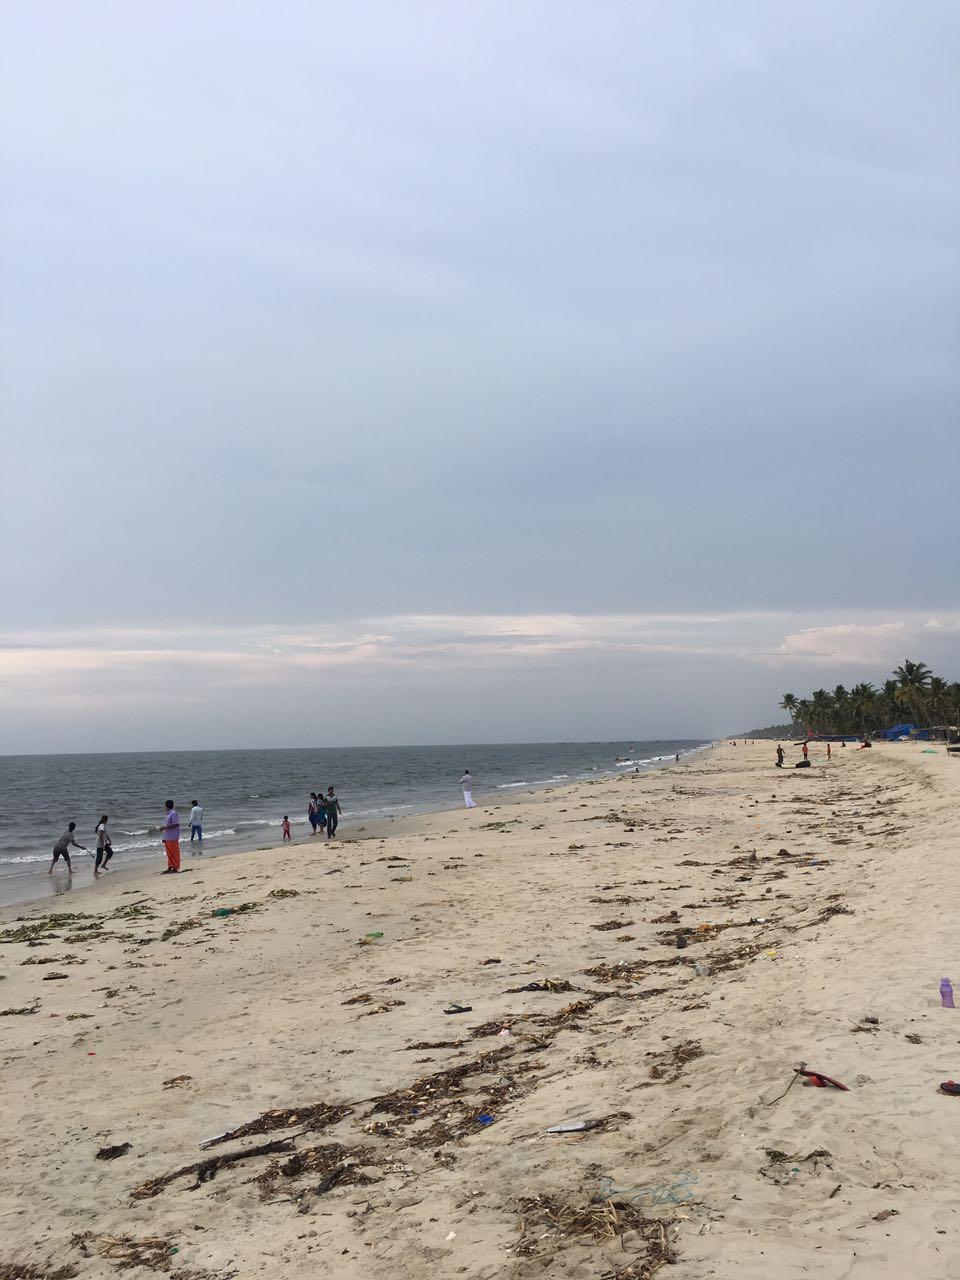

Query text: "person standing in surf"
[461, 769, 476, 808]
[94, 814, 114, 875]
[160, 800, 181, 874]
[324, 786, 342, 839]
[49, 822, 86, 875]
[189, 799, 203, 854]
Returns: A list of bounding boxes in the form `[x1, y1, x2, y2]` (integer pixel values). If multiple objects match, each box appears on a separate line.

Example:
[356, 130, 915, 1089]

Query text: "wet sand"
[2, 738, 959, 1278]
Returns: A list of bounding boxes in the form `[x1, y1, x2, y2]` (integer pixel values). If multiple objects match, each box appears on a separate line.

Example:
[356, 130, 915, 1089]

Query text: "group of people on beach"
[48, 800, 204, 878]
[306, 787, 342, 838]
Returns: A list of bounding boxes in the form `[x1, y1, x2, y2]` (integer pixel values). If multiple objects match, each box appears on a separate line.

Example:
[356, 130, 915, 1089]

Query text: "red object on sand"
[799, 1067, 848, 1091]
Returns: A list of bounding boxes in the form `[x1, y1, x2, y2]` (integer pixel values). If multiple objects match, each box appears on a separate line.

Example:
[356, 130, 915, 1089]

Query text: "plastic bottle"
[941, 979, 955, 1009]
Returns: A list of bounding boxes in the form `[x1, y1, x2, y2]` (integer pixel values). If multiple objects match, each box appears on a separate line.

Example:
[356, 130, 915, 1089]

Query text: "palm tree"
[779, 693, 799, 730]
[849, 683, 878, 733]
[894, 659, 932, 725]
[832, 686, 850, 733]
[927, 676, 950, 724]
[809, 689, 834, 735]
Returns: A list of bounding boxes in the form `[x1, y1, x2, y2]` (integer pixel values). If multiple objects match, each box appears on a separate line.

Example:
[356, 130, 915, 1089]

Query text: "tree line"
[779, 660, 960, 737]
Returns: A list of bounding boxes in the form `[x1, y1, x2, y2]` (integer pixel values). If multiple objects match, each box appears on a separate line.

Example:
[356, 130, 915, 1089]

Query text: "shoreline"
[0, 747, 707, 914]
[5, 738, 956, 1277]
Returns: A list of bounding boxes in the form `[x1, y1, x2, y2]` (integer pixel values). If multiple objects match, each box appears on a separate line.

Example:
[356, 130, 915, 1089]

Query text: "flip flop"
[443, 1003, 472, 1015]
[940, 1081, 960, 1096]
[798, 1067, 848, 1091]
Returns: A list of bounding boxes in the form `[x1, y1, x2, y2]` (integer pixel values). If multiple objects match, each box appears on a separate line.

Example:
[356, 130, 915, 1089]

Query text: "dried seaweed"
[160, 918, 203, 942]
[592, 919, 634, 931]
[515, 1194, 677, 1274]
[256, 1142, 375, 1201]
[74, 1232, 177, 1271]
[268, 888, 299, 899]
[0, 1000, 41, 1016]
[648, 1039, 703, 1082]
[96, 1142, 132, 1160]
[131, 1138, 296, 1199]
[0, 913, 94, 944]
[199, 1101, 352, 1148]
[0, 1263, 79, 1280]
[505, 978, 578, 994]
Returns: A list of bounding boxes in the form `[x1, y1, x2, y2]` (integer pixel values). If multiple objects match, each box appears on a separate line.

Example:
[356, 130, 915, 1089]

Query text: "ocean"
[0, 739, 705, 906]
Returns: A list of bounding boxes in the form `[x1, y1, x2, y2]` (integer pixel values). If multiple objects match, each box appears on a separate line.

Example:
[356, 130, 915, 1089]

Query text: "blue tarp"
[883, 723, 916, 741]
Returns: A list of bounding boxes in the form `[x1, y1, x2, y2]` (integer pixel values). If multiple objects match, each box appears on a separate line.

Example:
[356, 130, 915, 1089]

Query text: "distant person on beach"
[775, 745, 784, 768]
[94, 814, 113, 875]
[160, 800, 181, 874]
[324, 786, 342, 839]
[281, 815, 291, 842]
[827, 743, 832, 760]
[461, 769, 476, 808]
[675, 753, 680, 763]
[802, 742, 809, 761]
[308, 793, 318, 834]
[189, 800, 203, 854]
[49, 822, 86, 875]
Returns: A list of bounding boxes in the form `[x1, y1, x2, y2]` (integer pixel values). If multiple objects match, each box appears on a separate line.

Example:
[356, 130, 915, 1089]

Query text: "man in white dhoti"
[461, 769, 476, 808]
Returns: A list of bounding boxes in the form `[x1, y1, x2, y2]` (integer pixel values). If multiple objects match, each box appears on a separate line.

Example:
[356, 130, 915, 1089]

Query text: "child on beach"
[281, 815, 291, 841]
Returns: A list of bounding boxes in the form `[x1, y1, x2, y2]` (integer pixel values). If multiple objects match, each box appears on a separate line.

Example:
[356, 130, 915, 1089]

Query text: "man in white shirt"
[189, 800, 204, 854]
[460, 770, 476, 808]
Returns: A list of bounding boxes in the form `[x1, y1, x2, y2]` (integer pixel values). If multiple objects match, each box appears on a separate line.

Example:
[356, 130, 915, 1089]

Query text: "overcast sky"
[1, 2, 958, 753]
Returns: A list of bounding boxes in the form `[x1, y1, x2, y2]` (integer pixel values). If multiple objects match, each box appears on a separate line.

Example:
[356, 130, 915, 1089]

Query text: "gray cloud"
[1, 3, 957, 747]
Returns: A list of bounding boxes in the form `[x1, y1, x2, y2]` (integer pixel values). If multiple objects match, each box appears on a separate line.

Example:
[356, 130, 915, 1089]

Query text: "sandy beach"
[3, 738, 959, 1278]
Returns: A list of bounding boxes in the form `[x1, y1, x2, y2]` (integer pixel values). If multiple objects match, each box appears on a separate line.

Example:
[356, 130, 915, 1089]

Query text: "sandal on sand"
[940, 1081, 960, 1096]
[443, 1003, 472, 1015]
[798, 1067, 848, 1091]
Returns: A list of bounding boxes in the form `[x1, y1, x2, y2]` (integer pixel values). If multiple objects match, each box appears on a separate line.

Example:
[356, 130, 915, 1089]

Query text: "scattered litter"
[162, 1075, 193, 1089]
[798, 1067, 848, 1091]
[873, 1208, 899, 1221]
[939, 1081, 960, 1096]
[443, 1003, 472, 1015]
[476, 1113, 495, 1126]
[546, 1120, 598, 1134]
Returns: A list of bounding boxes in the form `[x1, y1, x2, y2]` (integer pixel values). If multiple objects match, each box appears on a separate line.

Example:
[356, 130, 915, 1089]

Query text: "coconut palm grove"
[779, 661, 960, 738]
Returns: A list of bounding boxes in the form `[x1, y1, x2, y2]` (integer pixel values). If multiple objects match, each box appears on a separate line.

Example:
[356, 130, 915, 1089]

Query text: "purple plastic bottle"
[941, 979, 955, 1009]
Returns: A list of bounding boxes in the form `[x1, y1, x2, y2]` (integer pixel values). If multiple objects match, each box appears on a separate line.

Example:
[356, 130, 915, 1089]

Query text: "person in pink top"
[160, 800, 181, 873]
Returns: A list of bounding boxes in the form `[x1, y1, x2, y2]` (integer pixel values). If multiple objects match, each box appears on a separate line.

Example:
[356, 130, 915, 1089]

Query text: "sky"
[1, 2, 958, 753]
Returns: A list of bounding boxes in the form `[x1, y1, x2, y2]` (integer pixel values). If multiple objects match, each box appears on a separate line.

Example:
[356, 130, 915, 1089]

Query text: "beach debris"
[358, 1000, 405, 1017]
[873, 1209, 899, 1222]
[647, 1040, 704, 1082]
[268, 888, 299, 898]
[443, 1003, 472, 1014]
[21, 954, 86, 966]
[211, 902, 260, 918]
[160, 918, 203, 941]
[476, 1113, 495, 1126]
[939, 1081, 960, 1096]
[95, 1142, 132, 1161]
[863, 1016, 880, 1025]
[651, 910, 680, 923]
[0, 1262, 79, 1280]
[163, 1075, 193, 1089]
[480, 957, 502, 964]
[255, 1142, 375, 1203]
[71, 1232, 178, 1269]
[41, 972, 70, 981]
[798, 1067, 848, 1091]
[514, 1194, 677, 1274]
[592, 919, 634, 931]
[506, 978, 577, 993]
[342, 992, 373, 1006]
[198, 1101, 352, 1149]
[760, 1148, 832, 1183]
[132, 1138, 297, 1198]
[0, 1000, 41, 1016]
[546, 1120, 598, 1133]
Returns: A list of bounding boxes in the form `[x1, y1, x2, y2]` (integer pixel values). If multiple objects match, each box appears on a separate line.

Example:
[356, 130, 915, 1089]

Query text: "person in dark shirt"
[49, 822, 86, 875]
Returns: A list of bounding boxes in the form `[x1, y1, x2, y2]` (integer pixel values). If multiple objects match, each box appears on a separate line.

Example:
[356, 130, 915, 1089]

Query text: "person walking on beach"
[308, 793, 318, 834]
[49, 822, 86, 875]
[324, 786, 342, 839]
[160, 800, 181, 874]
[775, 744, 784, 768]
[461, 769, 476, 808]
[189, 799, 203, 854]
[281, 815, 291, 842]
[827, 742, 832, 760]
[94, 814, 114, 875]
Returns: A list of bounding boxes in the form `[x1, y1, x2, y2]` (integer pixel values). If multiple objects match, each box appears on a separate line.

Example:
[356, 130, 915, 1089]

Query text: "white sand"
[2, 738, 959, 1278]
